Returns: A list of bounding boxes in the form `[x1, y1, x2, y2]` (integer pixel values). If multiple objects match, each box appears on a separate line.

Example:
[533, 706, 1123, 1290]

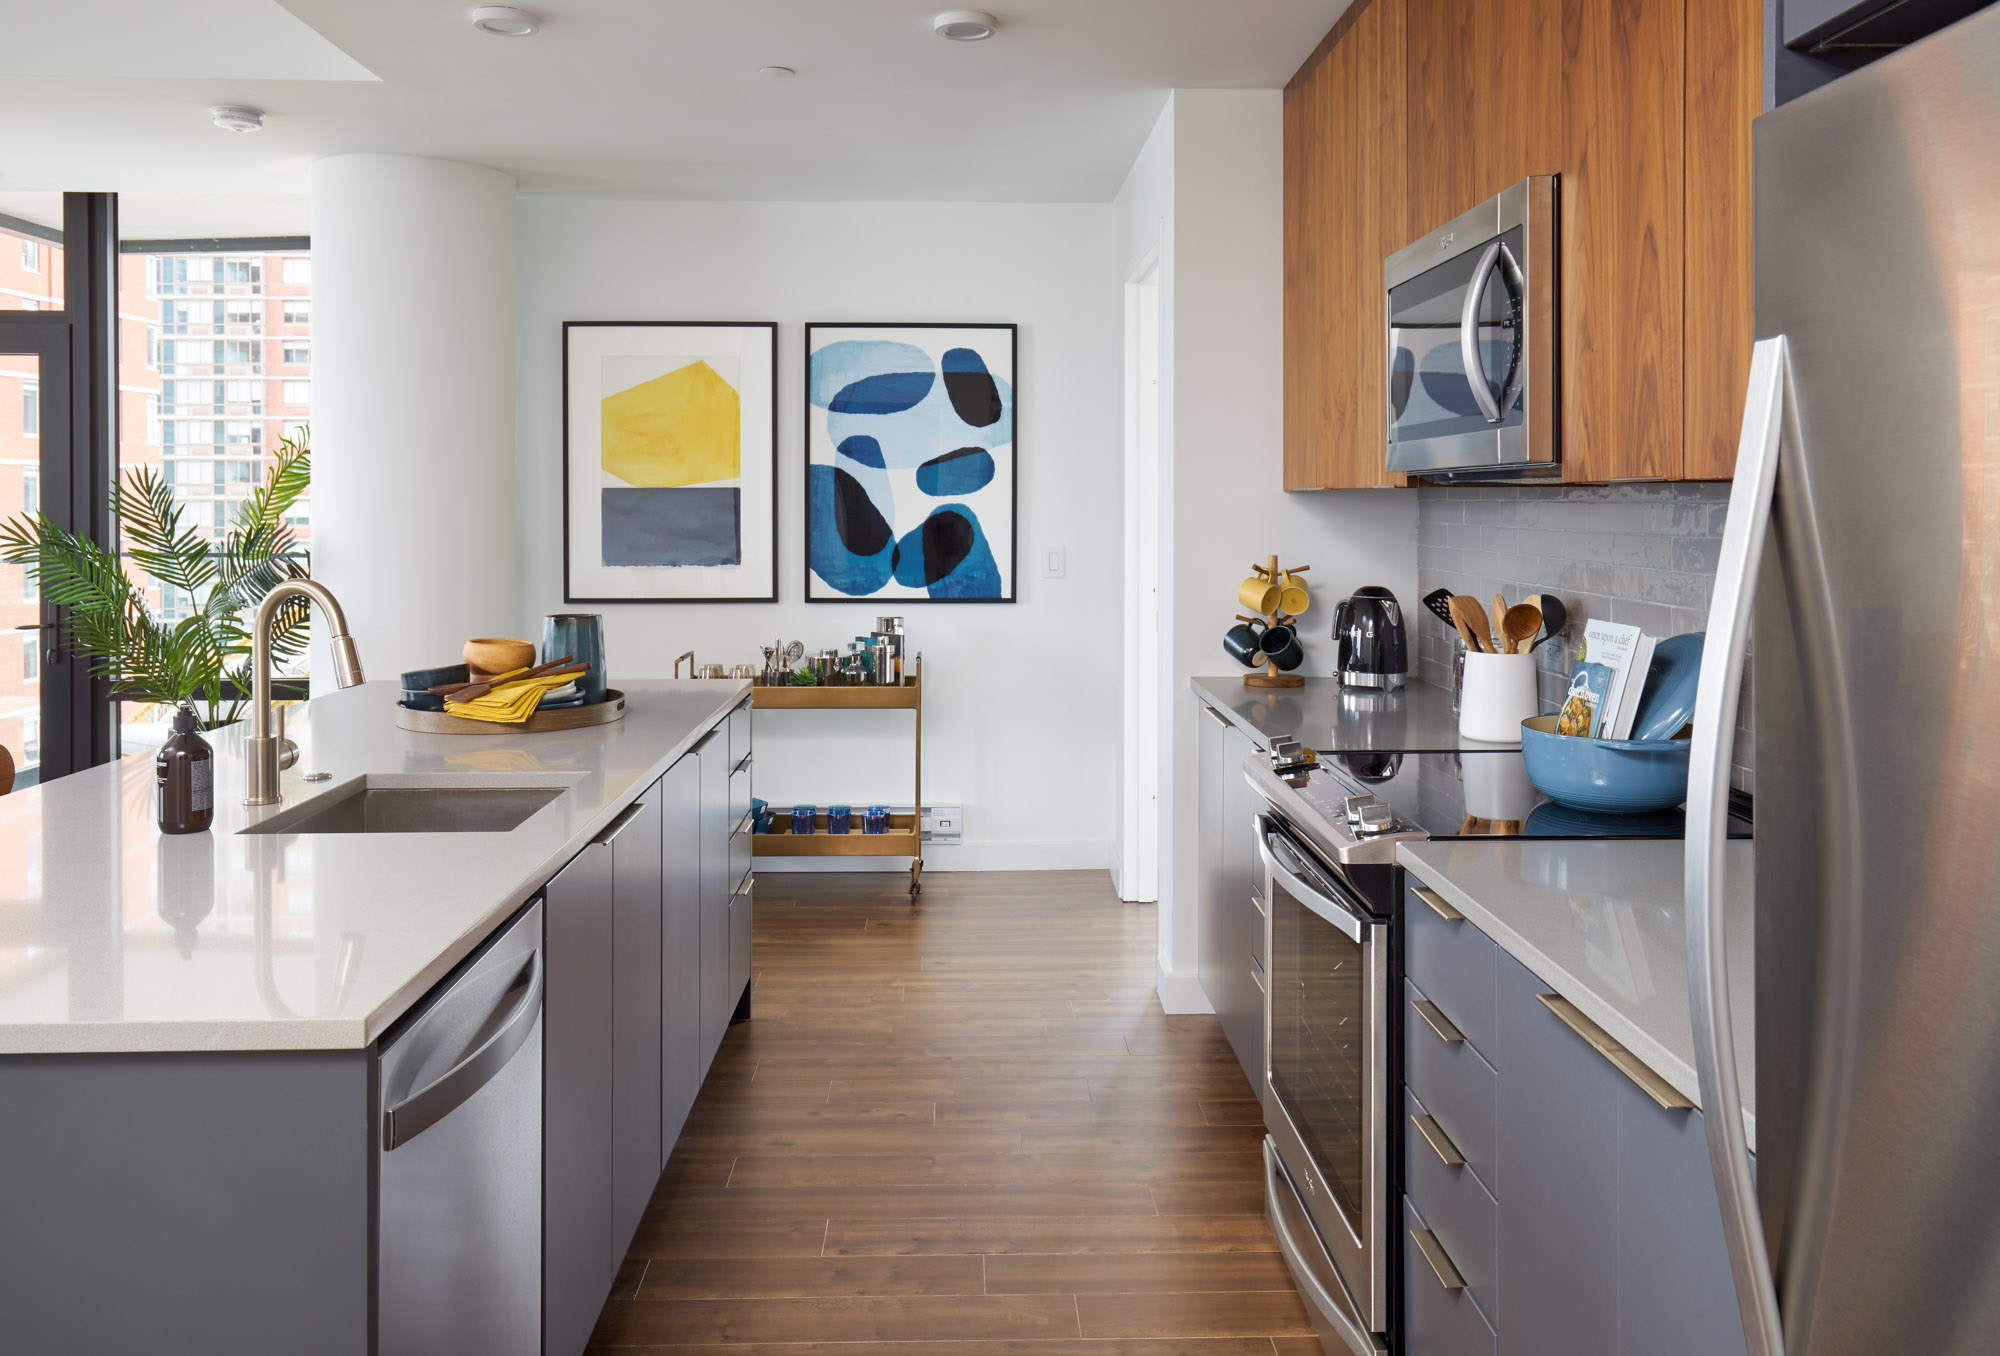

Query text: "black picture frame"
[562, 320, 780, 604]
[802, 322, 1018, 605]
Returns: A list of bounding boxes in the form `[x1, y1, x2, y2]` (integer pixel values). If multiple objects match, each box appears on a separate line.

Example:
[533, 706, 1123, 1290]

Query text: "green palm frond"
[115, 465, 215, 598]
[0, 432, 315, 731]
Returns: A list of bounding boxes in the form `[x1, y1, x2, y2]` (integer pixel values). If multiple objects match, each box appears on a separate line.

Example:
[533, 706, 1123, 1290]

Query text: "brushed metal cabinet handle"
[1411, 998, 1464, 1045]
[1410, 1112, 1465, 1168]
[732, 872, 756, 898]
[1536, 993, 1694, 1112]
[1250, 962, 1266, 995]
[1413, 885, 1463, 923]
[1410, 1227, 1466, 1291]
[593, 800, 647, 846]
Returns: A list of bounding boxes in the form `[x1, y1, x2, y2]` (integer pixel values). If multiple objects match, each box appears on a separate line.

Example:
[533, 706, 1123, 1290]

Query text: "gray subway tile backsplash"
[1414, 482, 1755, 794]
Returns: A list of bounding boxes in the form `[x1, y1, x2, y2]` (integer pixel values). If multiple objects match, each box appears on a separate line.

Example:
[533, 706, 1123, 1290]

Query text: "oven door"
[1257, 813, 1391, 1338]
[1385, 174, 1556, 477]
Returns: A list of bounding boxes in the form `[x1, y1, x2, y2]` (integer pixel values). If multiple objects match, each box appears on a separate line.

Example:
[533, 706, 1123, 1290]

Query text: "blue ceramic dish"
[1630, 633, 1704, 741]
[1519, 714, 1691, 813]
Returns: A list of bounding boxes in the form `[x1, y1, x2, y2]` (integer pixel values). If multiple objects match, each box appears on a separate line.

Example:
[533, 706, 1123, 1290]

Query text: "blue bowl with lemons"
[1518, 714, 1692, 814]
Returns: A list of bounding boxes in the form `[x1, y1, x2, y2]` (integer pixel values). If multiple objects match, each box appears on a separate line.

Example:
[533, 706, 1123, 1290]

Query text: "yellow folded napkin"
[443, 668, 583, 724]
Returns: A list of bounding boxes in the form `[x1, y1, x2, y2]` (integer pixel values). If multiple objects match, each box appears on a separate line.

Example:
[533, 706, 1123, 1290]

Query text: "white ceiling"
[0, 0, 1348, 234]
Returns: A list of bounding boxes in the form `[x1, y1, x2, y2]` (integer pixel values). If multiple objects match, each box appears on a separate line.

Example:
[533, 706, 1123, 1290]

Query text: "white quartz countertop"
[0, 680, 748, 1055]
[1396, 838, 1758, 1148]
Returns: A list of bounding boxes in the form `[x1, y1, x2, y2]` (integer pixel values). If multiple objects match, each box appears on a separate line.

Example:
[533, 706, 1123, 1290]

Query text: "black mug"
[1261, 623, 1305, 671]
[1223, 621, 1267, 668]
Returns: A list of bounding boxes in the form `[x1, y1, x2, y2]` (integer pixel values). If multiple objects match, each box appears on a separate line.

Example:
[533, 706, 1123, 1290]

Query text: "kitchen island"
[0, 679, 753, 1356]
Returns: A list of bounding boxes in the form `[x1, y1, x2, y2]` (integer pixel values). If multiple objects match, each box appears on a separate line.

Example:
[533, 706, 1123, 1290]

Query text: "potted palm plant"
[0, 429, 315, 731]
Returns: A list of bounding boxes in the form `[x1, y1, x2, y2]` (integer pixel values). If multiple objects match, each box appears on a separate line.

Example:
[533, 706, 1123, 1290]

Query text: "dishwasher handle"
[383, 949, 544, 1151]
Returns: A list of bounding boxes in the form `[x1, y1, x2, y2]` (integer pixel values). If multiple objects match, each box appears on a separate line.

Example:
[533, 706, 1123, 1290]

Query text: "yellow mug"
[1279, 572, 1311, 616]
[1237, 575, 1281, 614]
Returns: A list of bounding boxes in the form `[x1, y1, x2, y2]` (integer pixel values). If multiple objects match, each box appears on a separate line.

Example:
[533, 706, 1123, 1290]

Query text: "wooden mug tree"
[1240, 553, 1308, 689]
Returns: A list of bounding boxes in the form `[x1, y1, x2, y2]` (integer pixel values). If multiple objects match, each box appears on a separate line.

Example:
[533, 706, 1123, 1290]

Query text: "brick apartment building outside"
[0, 219, 311, 786]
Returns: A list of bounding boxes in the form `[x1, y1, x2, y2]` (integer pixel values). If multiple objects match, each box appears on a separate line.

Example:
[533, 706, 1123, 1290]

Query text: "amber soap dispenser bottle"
[155, 701, 214, 834]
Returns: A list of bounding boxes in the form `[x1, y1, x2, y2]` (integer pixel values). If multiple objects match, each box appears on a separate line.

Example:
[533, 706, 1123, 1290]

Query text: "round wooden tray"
[395, 689, 627, 735]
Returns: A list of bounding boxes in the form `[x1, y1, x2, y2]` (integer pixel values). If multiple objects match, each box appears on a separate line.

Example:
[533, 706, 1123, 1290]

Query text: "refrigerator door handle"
[1685, 334, 1789, 1356]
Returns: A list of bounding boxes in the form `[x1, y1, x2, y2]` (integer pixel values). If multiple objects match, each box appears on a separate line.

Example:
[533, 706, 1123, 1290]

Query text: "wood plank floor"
[588, 870, 1311, 1353]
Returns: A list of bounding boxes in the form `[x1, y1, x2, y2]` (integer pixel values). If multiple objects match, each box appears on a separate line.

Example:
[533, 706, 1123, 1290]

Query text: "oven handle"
[1255, 815, 1366, 945]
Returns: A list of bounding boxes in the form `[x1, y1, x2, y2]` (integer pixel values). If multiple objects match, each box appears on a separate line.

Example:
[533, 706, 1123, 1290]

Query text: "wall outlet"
[916, 804, 963, 845]
[1041, 546, 1066, 578]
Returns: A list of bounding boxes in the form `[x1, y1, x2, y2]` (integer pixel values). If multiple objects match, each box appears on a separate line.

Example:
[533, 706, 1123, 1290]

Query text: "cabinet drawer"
[1405, 1087, 1498, 1320]
[1406, 879, 1499, 1065]
[730, 823, 751, 892]
[1249, 886, 1267, 970]
[729, 765, 752, 832]
[1404, 1195, 1496, 1356]
[1406, 977, 1499, 1196]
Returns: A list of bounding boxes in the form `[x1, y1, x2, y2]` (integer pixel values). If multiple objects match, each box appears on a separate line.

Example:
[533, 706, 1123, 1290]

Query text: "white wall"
[312, 155, 519, 685]
[514, 200, 1122, 869]
[1116, 92, 1420, 1011]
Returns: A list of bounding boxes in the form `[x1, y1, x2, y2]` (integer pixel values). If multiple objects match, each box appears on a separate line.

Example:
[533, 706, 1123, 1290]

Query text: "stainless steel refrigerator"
[1685, 8, 2000, 1355]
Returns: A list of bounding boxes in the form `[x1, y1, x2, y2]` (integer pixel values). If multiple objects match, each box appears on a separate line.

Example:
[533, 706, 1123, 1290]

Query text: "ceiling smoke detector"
[209, 105, 264, 133]
[471, 5, 541, 36]
[933, 10, 997, 40]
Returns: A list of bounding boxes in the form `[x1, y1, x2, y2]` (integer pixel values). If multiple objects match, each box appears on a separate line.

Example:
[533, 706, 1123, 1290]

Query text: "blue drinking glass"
[542, 613, 607, 705]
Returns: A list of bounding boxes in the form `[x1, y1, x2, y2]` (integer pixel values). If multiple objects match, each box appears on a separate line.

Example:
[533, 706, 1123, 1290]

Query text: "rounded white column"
[309, 154, 517, 688]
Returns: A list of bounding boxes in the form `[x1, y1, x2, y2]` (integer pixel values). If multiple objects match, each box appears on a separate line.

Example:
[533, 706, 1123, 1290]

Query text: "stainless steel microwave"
[1385, 175, 1557, 478]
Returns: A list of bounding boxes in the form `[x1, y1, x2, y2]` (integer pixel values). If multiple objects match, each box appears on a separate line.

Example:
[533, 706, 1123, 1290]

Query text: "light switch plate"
[1041, 546, 1066, 578]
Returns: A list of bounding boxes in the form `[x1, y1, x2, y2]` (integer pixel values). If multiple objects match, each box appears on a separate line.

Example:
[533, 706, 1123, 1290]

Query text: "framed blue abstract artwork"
[805, 323, 1017, 603]
[563, 321, 778, 602]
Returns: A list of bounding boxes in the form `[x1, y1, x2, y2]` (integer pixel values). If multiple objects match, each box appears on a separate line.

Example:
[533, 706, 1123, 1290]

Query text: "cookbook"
[1558, 619, 1645, 739]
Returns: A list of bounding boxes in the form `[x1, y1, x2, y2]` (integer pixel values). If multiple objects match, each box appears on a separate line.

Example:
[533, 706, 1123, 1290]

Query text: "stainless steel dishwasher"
[377, 899, 544, 1356]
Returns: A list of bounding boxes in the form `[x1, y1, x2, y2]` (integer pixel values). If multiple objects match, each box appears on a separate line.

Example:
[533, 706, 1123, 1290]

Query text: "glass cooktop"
[1302, 746, 1753, 840]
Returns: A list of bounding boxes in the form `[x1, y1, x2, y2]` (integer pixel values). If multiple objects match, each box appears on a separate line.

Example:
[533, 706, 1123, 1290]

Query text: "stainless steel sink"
[240, 774, 578, 835]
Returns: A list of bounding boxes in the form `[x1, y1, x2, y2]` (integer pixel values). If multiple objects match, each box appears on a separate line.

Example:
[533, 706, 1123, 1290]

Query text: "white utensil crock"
[1458, 651, 1539, 744]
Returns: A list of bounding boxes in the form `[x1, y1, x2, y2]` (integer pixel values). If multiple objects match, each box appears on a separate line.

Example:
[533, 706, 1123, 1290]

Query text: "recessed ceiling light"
[210, 105, 264, 133]
[933, 10, 997, 41]
[758, 66, 797, 79]
[471, 5, 540, 36]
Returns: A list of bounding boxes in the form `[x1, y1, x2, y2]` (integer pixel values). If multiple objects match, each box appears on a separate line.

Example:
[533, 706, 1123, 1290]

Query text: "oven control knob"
[1342, 794, 1378, 826]
[1355, 802, 1396, 835]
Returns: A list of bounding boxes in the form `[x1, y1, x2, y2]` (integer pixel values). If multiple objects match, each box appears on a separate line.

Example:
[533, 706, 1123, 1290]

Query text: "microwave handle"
[1459, 241, 1506, 424]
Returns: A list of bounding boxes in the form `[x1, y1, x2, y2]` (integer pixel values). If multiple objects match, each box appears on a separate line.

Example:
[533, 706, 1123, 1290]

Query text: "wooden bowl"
[463, 637, 536, 677]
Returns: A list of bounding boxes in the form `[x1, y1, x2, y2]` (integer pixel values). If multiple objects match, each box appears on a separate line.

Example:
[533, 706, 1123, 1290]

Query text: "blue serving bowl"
[1518, 714, 1692, 814]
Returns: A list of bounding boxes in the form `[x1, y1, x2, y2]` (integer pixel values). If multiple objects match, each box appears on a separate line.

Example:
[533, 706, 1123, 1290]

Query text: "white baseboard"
[755, 839, 1113, 873]
[1155, 956, 1215, 1015]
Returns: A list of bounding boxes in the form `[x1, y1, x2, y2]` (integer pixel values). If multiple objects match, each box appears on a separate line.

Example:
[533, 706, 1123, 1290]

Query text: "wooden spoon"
[1491, 595, 1509, 648]
[1500, 602, 1543, 655]
[1448, 595, 1489, 653]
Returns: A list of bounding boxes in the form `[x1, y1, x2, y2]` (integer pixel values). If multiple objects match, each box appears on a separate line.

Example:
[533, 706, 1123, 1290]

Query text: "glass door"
[0, 216, 71, 788]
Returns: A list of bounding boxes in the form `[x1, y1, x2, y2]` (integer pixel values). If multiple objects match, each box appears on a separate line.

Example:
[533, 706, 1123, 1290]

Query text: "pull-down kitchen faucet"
[243, 579, 364, 806]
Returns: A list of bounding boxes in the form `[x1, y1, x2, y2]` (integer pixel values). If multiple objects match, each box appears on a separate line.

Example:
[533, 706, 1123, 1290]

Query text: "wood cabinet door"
[1561, 0, 1686, 482]
[1405, 0, 1561, 237]
[1284, 0, 1408, 491]
[1681, 0, 1761, 481]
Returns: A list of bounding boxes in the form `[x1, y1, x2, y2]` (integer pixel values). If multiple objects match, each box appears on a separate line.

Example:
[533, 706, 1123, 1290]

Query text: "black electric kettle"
[1333, 586, 1408, 690]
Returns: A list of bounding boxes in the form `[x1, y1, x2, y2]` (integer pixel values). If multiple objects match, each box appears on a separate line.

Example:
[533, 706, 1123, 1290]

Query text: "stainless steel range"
[1247, 737, 1748, 1356]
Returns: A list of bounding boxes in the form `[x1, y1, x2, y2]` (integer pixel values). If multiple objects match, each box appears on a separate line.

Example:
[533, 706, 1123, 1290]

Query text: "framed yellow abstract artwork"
[563, 321, 778, 602]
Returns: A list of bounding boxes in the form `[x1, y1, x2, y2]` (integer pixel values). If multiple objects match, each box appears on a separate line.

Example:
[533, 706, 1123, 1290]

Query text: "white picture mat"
[566, 324, 775, 600]
[806, 325, 1015, 601]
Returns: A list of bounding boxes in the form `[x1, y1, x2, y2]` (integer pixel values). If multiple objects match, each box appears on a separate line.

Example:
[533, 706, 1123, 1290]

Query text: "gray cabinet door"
[696, 729, 732, 1077]
[608, 789, 664, 1264]
[1494, 952, 1619, 1356]
[1197, 702, 1228, 1013]
[1218, 720, 1263, 1097]
[1616, 1088, 1750, 1356]
[542, 840, 614, 1356]
[659, 753, 702, 1162]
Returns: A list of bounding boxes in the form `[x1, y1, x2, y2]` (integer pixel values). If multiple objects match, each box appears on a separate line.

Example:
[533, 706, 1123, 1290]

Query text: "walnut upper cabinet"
[1282, 0, 1759, 487]
[1283, 0, 1409, 492]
